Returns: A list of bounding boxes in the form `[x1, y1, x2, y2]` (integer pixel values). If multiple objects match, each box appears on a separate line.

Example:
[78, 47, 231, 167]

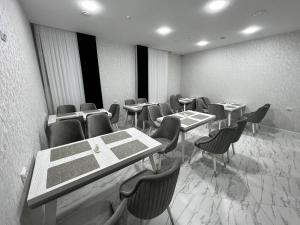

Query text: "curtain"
[33, 25, 85, 114]
[148, 48, 168, 103]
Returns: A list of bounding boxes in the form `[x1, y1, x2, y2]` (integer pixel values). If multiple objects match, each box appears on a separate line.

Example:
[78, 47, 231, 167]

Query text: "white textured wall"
[0, 0, 48, 224]
[167, 53, 182, 101]
[182, 30, 300, 132]
[97, 39, 136, 121]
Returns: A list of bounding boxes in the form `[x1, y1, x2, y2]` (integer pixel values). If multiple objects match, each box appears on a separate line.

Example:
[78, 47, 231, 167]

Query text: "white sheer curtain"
[33, 25, 85, 114]
[148, 48, 168, 103]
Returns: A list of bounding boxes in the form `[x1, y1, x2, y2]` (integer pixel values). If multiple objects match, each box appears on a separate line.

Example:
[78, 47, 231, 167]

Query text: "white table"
[217, 103, 246, 126]
[48, 109, 112, 126]
[123, 103, 156, 128]
[157, 111, 216, 162]
[178, 98, 195, 111]
[27, 128, 162, 225]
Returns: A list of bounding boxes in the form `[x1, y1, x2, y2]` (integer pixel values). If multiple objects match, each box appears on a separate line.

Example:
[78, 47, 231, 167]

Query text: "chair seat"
[120, 170, 154, 197]
[194, 136, 213, 147]
[155, 137, 171, 153]
[57, 200, 113, 225]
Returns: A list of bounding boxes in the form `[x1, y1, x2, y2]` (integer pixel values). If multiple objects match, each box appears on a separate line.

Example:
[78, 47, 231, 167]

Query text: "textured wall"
[182, 31, 300, 132]
[97, 39, 136, 121]
[167, 53, 182, 101]
[0, 0, 48, 224]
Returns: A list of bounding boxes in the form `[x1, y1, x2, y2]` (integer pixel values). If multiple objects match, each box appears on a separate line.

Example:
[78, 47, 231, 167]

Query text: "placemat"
[50, 141, 92, 161]
[179, 111, 196, 116]
[57, 112, 77, 118]
[47, 154, 99, 188]
[111, 140, 148, 160]
[181, 118, 198, 126]
[101, 131, 132, 144]
[191, 114, 210, 121]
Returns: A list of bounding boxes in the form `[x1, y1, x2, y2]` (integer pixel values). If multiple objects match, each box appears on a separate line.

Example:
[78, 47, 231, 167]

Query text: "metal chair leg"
[189, 146, 197, 164]
[148, 127, 152, 135]
[218, 121, 221, 130]
[213, 156, 217, 177]
[142, 121, 145, 130]
[115, 123, 119, 130]
[125, 113, 128, 126]
[227, 151, 230, 163]
[232, 143, 235, 155]
[167, 206, 175, 225]
[223, 154, 226, 167]
[252, 123, 256, 136]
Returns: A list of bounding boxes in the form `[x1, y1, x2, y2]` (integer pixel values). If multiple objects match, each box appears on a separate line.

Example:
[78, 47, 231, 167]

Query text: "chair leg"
[218, 121, 221, 130]
[125, 113, 128, 126]
[189, 147, 197, 164]
[232, 143, 235, 155]
[252, 123, 256, 135]
[115, 123, 119, 130]
[142, 121, 145, 130]
[148, 127, 152, 136]
[223, 154, 226, 167]
[167, 206, 175, 225]
[213, 156, 217, 177]
[227, 151, 230, 163]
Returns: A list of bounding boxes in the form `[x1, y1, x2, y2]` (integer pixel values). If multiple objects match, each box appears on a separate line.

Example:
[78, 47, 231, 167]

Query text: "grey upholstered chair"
[56, 115, 86, 136]
[47, 120, 85, 148]
[80, 103, 97, 111]
[209, 118, 247, 161]
[190, 127, 236, 176]
[57, 105, 76, 114]
[119, 161, 180, 225]
[201, 97, 211, 109]
[208, 104, 227, 130]
[137, 98, 147, 104]
[124, 99, 136, 126]
[86, 113, 114, 138]
[170, 95, 182, 112]
[186, 99, 196, 111]
[147, 105, 162, 135]
[138, 105, 149, 130]
[57, 199, 127, 225]
[159, 103, 174, 116]
[245, 104, 271, 135]
[195, 98, 208, 113]
[109, 103, 120, 129]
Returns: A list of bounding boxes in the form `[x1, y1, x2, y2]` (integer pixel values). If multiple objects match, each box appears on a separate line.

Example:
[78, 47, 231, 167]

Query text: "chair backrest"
[248, 104, 271, 123]
[137, 98, 147, 104]
[232, 119, 247, 143]
[56, 115, 85, 134]
[195, 98, 206, 112]
[125, 161, 180, 220]
[125, 99, 135, 105]
[208, 104, 226, 120]
[201, 127, 236, 154]
[186, 99, 196, 111]
[47, 120, 85, 148]
[57, 105, 76, 114]
[80, 103, 97, 111]
[148, 105, 162, 127]
[176, 94, 182, 99]
[159, 103, 173, 116]
[108, 103, 120, 124]
[169, 95, 177, 111]
[86, 113, 114, 138]
[201, 97, 211, 108]
[153, 117, 181, 153]
[138, 105, 149, 121]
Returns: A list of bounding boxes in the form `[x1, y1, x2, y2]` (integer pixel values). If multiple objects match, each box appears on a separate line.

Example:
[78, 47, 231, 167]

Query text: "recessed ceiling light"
[156, 26, 173, 36]
[78, 0, 102, 15]
[126, 16, 132, 20]
[196, 40, 211, 47]
[252, 9, 267, 17]
[204, 0, 230, 14]
[240, 25, 262, 35]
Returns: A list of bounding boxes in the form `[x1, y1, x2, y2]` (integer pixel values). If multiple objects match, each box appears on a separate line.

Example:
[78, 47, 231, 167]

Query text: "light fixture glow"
[204, 0, 230, 14]
[78, 0, 102, 15]
[156, 26, 173, 36]
[196, 40, 210, 47]
[240, 25, 262, 35]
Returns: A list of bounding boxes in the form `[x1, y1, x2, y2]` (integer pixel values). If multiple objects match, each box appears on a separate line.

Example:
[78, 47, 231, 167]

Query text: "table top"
[123, 102, 156, 112]
[179, 97, 195, 104]
[216, 103, 246, 112]
[157, 110, 216, 132]
[27, 128, 162, 208]
[48, 109, 112, 125]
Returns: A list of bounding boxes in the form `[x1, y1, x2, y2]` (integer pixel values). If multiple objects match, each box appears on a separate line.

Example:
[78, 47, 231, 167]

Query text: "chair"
[245, 104, 271, 135]
[186, 99, 196, 111]
[80, 103, 97, 111]
[170, 95, 182, 112]
[201, 97, 211, 109]
[195, 98, 208, 113]
[176, 94, 182, 99]
[56, 115, 85, 136]
[47, 120, 85, 148]
[208, 104, 227, 130]
[86, 113, 114, 138]
[209, 118, 247, 160]
[138, 105, 149, 130]
[124, 99, 136, 126]
[159, 103, 174, 116]
[151, 117, 181, 168]
[119, 161, 180, 225]
[57, 199, 127, 225]
[190, 127, 236, 176]
[147, 105, 162, 135]
[137, 98, 147, 104]
[57, 105, 76, 114]
[109, 103, 120, 129]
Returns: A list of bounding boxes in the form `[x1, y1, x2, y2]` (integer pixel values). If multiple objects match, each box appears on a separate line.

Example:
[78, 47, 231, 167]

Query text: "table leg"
[149, 155, 157, 172]
[228, 112, 232, 127]
[181, 132, 185, 163]
[134, 112, 137, 128]
[44, 200, 57, 225]
[183, 104, 186, 111]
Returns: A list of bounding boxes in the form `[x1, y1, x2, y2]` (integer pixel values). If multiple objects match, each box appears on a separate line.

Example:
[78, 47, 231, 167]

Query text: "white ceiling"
[19, 0, 300, 55]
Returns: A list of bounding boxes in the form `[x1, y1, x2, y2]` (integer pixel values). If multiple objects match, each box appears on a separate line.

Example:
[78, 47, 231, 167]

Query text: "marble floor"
[56, 124, 300, 225]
